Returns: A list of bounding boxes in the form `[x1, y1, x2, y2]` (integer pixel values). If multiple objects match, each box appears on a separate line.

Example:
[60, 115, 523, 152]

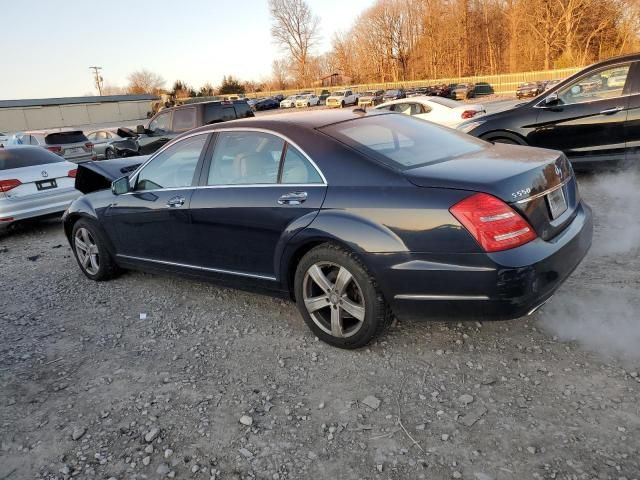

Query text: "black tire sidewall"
[294, 245, 386, 349]
[71, 219, 117, 281]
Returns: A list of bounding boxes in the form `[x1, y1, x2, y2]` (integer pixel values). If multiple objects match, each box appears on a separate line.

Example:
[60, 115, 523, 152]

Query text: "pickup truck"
[133, 100, 254, 155]
[325, 89, 359, 108]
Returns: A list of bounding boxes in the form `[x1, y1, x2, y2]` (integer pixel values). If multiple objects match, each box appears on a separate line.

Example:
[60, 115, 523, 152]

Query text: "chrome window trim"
[121, 183, 327, 195]
[127, 128, 327, 190]
[514, 176, 571, 204]
[394, 294, 490, 300]
[534, 60, 635, 109]
[117, 254, 277, 281]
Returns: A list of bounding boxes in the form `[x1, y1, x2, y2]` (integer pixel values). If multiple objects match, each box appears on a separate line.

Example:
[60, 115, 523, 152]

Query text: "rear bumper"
[0, 188, 80, 226]
[373, 202, 593, 320]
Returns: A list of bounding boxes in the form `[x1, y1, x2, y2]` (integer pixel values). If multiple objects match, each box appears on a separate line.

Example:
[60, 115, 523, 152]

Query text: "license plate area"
[36, 179, 57, 191]
[546, 186, 567, 219]
[66, 147, 84, 155]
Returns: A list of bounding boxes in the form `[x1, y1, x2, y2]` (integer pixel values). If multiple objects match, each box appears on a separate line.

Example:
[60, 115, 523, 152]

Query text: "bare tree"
[271, 58, 292, 89]
[268, 0, 320, 86]
[127, 69, 165, 95]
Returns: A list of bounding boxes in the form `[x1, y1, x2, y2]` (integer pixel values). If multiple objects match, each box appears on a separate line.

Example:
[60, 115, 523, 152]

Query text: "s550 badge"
[512, 188, 531, 199]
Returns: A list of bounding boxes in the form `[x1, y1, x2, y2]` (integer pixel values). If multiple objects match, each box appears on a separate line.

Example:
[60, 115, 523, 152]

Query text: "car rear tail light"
[68, 169, 77, 178]
[46, 146, 63, 155]
[450, 193, 537, 252]
[0, 216, 14, 222]
[461, 110, 478, 119]
[0, 179, 22, 192]
[85, 142, 94, 150]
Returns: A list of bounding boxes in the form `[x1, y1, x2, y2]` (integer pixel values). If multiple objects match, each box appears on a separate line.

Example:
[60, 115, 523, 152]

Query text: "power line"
[89, 66, 104, 96]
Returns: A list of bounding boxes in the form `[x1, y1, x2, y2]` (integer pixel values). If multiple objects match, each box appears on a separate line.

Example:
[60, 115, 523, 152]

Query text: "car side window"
[29, 135, 40, 145]
[558, 64, 631, 105]
[172, 107, 196, 132]
[281, 145, 323, 184]
[207, 131, 284, 185]
[87, 133, 97, 141]
[221, 107, 236, 122]
[135, 134, 207, 191]
[148, 112, 172, 133]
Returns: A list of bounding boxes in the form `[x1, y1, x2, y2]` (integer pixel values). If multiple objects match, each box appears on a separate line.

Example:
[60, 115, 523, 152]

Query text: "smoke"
[537, 169, 640, 362]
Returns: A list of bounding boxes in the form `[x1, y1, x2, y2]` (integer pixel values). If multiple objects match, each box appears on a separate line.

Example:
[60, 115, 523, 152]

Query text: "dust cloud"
[538, 169, 640, 362]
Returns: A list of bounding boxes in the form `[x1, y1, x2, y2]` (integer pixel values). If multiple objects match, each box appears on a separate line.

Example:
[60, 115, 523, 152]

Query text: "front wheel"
[294, 244, 392, 349]
[340, 101, 345, 108]
[71, 219, 120, 281]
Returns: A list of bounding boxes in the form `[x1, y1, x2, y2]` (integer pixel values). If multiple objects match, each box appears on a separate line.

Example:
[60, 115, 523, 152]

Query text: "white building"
[0, 94, 157, 133]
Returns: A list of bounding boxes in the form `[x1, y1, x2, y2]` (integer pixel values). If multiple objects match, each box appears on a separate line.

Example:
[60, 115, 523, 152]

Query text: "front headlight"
[456, 120, 485, 133]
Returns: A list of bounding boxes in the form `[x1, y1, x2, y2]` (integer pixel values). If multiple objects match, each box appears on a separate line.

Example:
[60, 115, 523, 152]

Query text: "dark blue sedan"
[63, 110, 592, 349]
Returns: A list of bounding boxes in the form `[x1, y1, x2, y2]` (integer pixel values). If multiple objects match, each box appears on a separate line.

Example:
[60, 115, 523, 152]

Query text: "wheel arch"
[479, 130, 528, 145]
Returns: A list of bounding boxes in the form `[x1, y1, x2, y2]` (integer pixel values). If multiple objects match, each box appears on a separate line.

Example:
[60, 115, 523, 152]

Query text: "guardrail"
[239, 66, 583, 99]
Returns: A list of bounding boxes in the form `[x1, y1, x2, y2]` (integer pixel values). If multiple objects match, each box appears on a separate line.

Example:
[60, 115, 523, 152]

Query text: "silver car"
[9, 130, 96, 163]
[0, 132, 8, 146]
[86, 129, 124, 159]
[0, 145, 80, 231]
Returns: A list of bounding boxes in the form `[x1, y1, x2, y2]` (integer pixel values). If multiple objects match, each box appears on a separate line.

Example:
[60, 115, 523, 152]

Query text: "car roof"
[190, 109, 393, 134]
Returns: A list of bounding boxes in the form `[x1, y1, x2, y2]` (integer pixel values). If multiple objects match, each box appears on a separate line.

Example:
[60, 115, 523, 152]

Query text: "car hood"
[75, 157, 148, 194]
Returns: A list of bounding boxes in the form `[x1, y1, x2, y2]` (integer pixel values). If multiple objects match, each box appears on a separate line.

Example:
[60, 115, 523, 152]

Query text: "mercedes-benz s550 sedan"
[63, 110, 593, 349]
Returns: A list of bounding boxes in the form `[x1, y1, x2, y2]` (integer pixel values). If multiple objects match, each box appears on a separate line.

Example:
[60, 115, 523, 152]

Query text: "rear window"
[427, 97, 460, 108]
[320, 113, 484, 171]
[45, 131, 88, 145]
[0, 147, 64, 170]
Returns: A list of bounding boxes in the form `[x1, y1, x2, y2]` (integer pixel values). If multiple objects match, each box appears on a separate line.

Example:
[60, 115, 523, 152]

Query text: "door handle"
[166, 196, 185, 208]
[278, 191, 308, 205]
[600, 106, 624, 115]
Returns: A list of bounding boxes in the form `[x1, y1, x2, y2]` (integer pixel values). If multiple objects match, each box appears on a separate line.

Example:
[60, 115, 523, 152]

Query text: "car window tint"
[87, 133, 97, 141]
[204, 104, 222, 124]
[30, 135, 41, 145]
[281, 145, 323, 184]
[208, 131, 284, 185]
[221, 107, 236, 122]
[321, 114, 484, 170]
[149, 112, 171, 133]
[0, 147, 64, 170]
[172, 107, 197, 132]
[135, 135, 206, 191]
[558, 64, 630, 105]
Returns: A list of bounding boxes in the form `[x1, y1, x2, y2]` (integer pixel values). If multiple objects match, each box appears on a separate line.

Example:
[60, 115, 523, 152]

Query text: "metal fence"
[241, 67, 583, 99]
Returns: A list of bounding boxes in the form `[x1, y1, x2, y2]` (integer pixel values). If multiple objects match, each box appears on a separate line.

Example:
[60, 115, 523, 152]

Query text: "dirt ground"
[1, 172, 639, 480]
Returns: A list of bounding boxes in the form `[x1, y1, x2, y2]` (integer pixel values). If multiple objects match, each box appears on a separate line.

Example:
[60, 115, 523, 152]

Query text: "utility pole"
[89, 66, 104, 96]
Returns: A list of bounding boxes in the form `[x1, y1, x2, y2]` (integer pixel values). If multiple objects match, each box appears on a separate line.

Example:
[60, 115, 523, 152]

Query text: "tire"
[307, 102, 311, 107]
[341, 101, 345, 108]
[105, 148, 116, 159]
[294, 244, 392, 349]
[71, 219, 120, 281]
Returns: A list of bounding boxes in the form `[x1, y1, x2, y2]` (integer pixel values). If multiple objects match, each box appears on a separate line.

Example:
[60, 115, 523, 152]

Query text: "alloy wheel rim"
[302, 262, 366, 338]
[74, 227, 100, 275]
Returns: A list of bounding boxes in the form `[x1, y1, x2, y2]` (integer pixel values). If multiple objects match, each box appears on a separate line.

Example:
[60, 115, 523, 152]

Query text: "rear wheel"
[341, 100, 345, 108]
[105, 148, 116, 159]
[72, 219, 120, 281]
[294, 244, 392, 349]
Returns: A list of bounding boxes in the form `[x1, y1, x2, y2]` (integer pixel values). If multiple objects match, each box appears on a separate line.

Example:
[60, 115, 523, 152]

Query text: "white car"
[0, 145, 80, 231]
[280, 95, 302, 108]
[375, 96, 485, 128]
[325, 89, 359, 108]
[0, 132, 8, 146]
[295, 94, 320, 108]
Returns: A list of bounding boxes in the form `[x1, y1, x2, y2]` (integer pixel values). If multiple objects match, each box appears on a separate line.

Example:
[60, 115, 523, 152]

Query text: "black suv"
[459, 53, 640, 169]
[135, 101, 254, 155]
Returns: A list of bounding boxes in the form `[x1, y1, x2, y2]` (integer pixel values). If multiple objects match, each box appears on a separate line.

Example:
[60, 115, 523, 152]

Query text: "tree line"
[99, 0, 640, 96]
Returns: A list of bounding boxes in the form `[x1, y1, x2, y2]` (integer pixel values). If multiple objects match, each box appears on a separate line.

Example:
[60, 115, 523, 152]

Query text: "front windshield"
[332, 91, 345, 96]
[363, 91, 376, 96]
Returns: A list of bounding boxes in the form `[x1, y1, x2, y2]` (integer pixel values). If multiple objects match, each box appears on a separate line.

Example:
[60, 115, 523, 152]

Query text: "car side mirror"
[111, 176, 131, 195]
[543, 93, 560, 107]
[136, 125, 146, 134]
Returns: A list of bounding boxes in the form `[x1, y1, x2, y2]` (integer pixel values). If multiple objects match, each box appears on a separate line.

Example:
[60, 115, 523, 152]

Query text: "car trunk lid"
[404, 143, 577, 241]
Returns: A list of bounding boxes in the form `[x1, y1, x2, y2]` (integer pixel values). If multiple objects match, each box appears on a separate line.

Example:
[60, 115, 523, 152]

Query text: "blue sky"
[1, 0, 374, 100]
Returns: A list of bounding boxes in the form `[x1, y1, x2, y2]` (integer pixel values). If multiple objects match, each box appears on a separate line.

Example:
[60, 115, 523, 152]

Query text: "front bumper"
[373, 202, 593, 321]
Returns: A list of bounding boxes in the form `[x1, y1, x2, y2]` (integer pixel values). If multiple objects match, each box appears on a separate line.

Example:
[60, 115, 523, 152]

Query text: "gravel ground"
[1, 172, 639, 480]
